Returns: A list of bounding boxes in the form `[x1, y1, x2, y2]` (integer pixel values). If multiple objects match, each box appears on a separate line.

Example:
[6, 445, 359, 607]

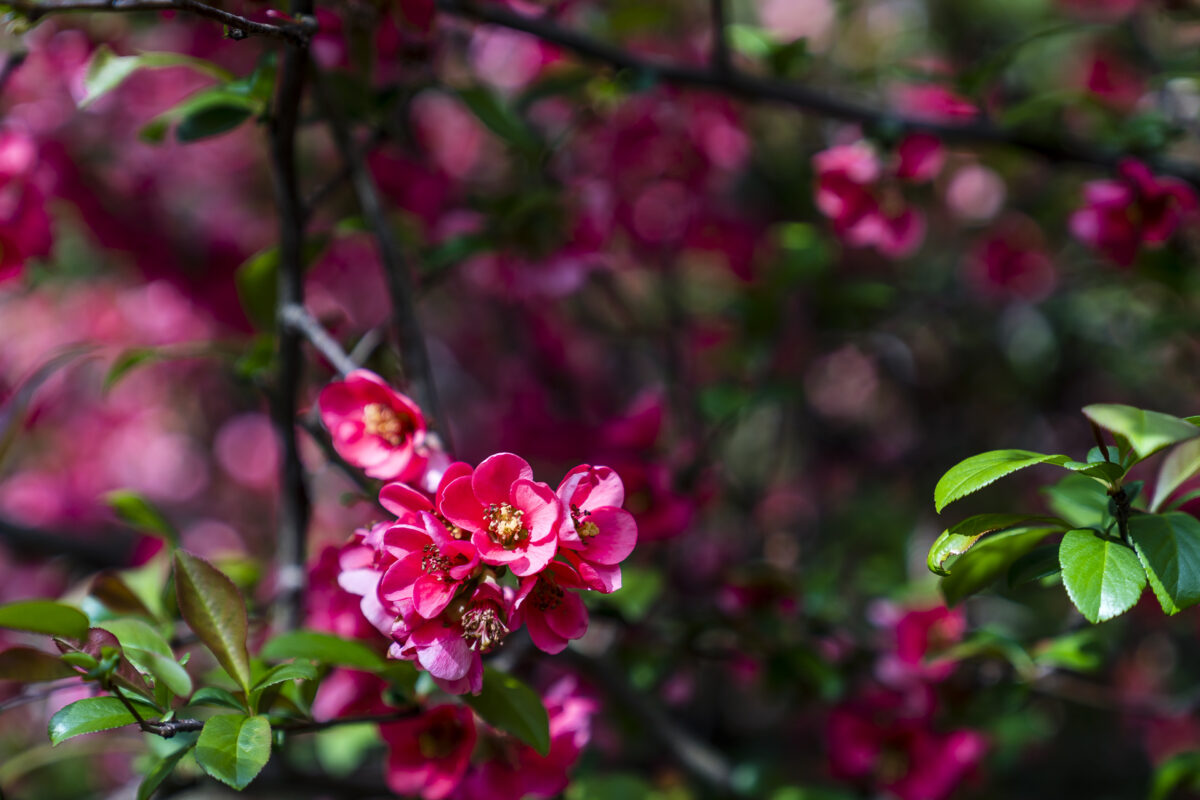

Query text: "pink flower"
[381, 705, 476, 800]
[892, 85, 979, 122]
[828, 688, 987, 800]
[378, 514, 479, 622]
[318, 369, 428, 482]
[0, 129, 53, 283]
[556, 464, 638, 593]
[813, 138, 935, 259]
[391, 580, 509, 695]
[440, 453, 561, 577]
[1069, 159, 1197, 265]
[511, 561, 589, 654]
[877, 606, 966, 687]
[455, 677, 599, 800]
[966, 217, 1057, 302]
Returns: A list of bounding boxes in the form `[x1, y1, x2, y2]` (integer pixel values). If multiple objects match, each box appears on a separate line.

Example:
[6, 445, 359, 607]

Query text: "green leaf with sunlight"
[1059, 529, 1146, 623]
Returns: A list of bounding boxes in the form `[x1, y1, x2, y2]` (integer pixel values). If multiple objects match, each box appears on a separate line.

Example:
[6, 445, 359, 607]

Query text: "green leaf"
[194, 714, 272, 790]
[1083, 404, 1200, 461]
[1128, 513, 1200, 615]
[941, 527, 1058, 605]
[48, 696, 155, 744]
[927, 513, 1061, 576]
[934, 450, 1072, 513]
[1151, 438, 1200, 512]
[176, 104, 254, 142]
[189, 687, 246, 711]
[252, 660, 317, 692]
[1007, 544, 1062, 587]
[1033, 631, 1103, 673]
[594, 565, 662, 622]
[463, 667, 550, 756]
[0, 600, 89, 640]
[457, 87, 541, 156]
[99, 620, 192, 699]
[260, 630, 384, 671]
[137, 743, 195, 800]
[105, 490, 178, 545]
[1059, 529, 1146, 623]
[0, 647, 78, 681]
[1043, 473, 1111, 528]
[234, 247, 279, 330]
[567, 774, 655, 800]
[173, 550, 252, 696]
[1151, 751, 1200, 800]
[80, 45, 234, 108]
[90, 572, 156, 619]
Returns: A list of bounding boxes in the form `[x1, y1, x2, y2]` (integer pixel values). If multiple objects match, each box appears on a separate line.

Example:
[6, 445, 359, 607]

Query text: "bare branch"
[6, 0, 314, 44]
[0, 518, 135, 568]
[280, 303, 359, 379]
[312, 70, 454, 451]
[436, 0, 1200, 186]
[709, 0, 731, 74]
[268, 0, 314, 634]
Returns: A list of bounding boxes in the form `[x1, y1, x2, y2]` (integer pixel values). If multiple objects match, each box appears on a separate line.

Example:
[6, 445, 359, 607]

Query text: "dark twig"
[0, 518, 136, 568]
[312, 71, 453, 451]
[302, 124, 391, 222]
[563, 650, 746, 796]
[436, 0, 1200, 186]
[5, 0, 313, 43]
[709, 0, 731, 75]
[268, 0, 314, 634]
[280, 303, 358, 378]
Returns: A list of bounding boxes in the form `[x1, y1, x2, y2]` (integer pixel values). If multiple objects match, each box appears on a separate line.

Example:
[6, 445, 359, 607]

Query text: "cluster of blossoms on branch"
[318, 369, 638, 694]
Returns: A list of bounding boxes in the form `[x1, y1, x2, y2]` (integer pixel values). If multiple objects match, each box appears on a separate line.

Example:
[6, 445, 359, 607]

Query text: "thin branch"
[312, 70, 454, 452]
[563, 650, 747, 797]
[302, 124, 390, 222]
[268, 0, 314, 633]
[436, 0, 1200, 186]
[0, 518, 135, 568]
[280, 303, 359, 378]
[6, 0, 313, 44]
[709, 0, 731, 75]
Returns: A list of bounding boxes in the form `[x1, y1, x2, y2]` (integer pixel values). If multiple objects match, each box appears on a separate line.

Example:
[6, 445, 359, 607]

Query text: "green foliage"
[934, 450, 1073, 513]
[1128, 513, 1200, 615]
[0, 647, 78, 681]
[1082, 403, 1200, 461]
[172, 550, 253, 697]
[80, 45, 234, 108]
[48, 696, 156, 745]
[927, 513, 1060, 576]
[194, 714, 272, 790]
[1059, 529, 1146, 623]
[137, 740, 196, 800]
[0, 600, 89, 640]
[260, 630, 385, 671]
[97, 619, 192, 698]
[105, 491, 179, 545]
[463, 667, 551, 756]
[932, 404, 1200, 623]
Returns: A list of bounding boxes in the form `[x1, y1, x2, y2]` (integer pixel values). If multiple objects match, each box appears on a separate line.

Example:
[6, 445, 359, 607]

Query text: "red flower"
[381, 705, 476, 800]
[511, 561, 589, 654]
[318, 369, 429, 482]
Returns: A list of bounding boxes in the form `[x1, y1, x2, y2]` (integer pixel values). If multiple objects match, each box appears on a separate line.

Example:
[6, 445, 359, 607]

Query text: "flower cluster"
[813, 134, 944, 259]
[1069, 158, 1197, 266]
[320, 371, 638, 695]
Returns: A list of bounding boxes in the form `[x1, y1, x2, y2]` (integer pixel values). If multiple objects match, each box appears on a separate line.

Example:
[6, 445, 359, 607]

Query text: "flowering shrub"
[2, 1, 1200, 799]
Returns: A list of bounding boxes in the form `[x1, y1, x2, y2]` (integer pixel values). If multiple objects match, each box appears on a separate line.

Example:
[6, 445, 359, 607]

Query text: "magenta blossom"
[381, 704, 476, 800]
[556, 464, 638, 593]
[965, 217, 1057, 303]
[1069, 159, 1197, 266]
[511, 561, 589, 654]
[318, 369, 428, 481]
[454, 677, 599, 800]
[379, 513, 479, 623]
[391, 580, 509, 695]
[828, 687, 986, 800]
[440, 453, 561, 576]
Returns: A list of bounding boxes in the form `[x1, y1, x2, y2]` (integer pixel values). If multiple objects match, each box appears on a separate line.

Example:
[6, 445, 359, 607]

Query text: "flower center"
[461, 605, 508, 652]
[485, 503, 529, 548]
[362, 402, 408, 446]
[418, 715, 467, 759]
[421, 543, 452, 576]
[434, 511, 469, 541]
[532, 577, 564, 612]
[571, 504, 599, 539]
